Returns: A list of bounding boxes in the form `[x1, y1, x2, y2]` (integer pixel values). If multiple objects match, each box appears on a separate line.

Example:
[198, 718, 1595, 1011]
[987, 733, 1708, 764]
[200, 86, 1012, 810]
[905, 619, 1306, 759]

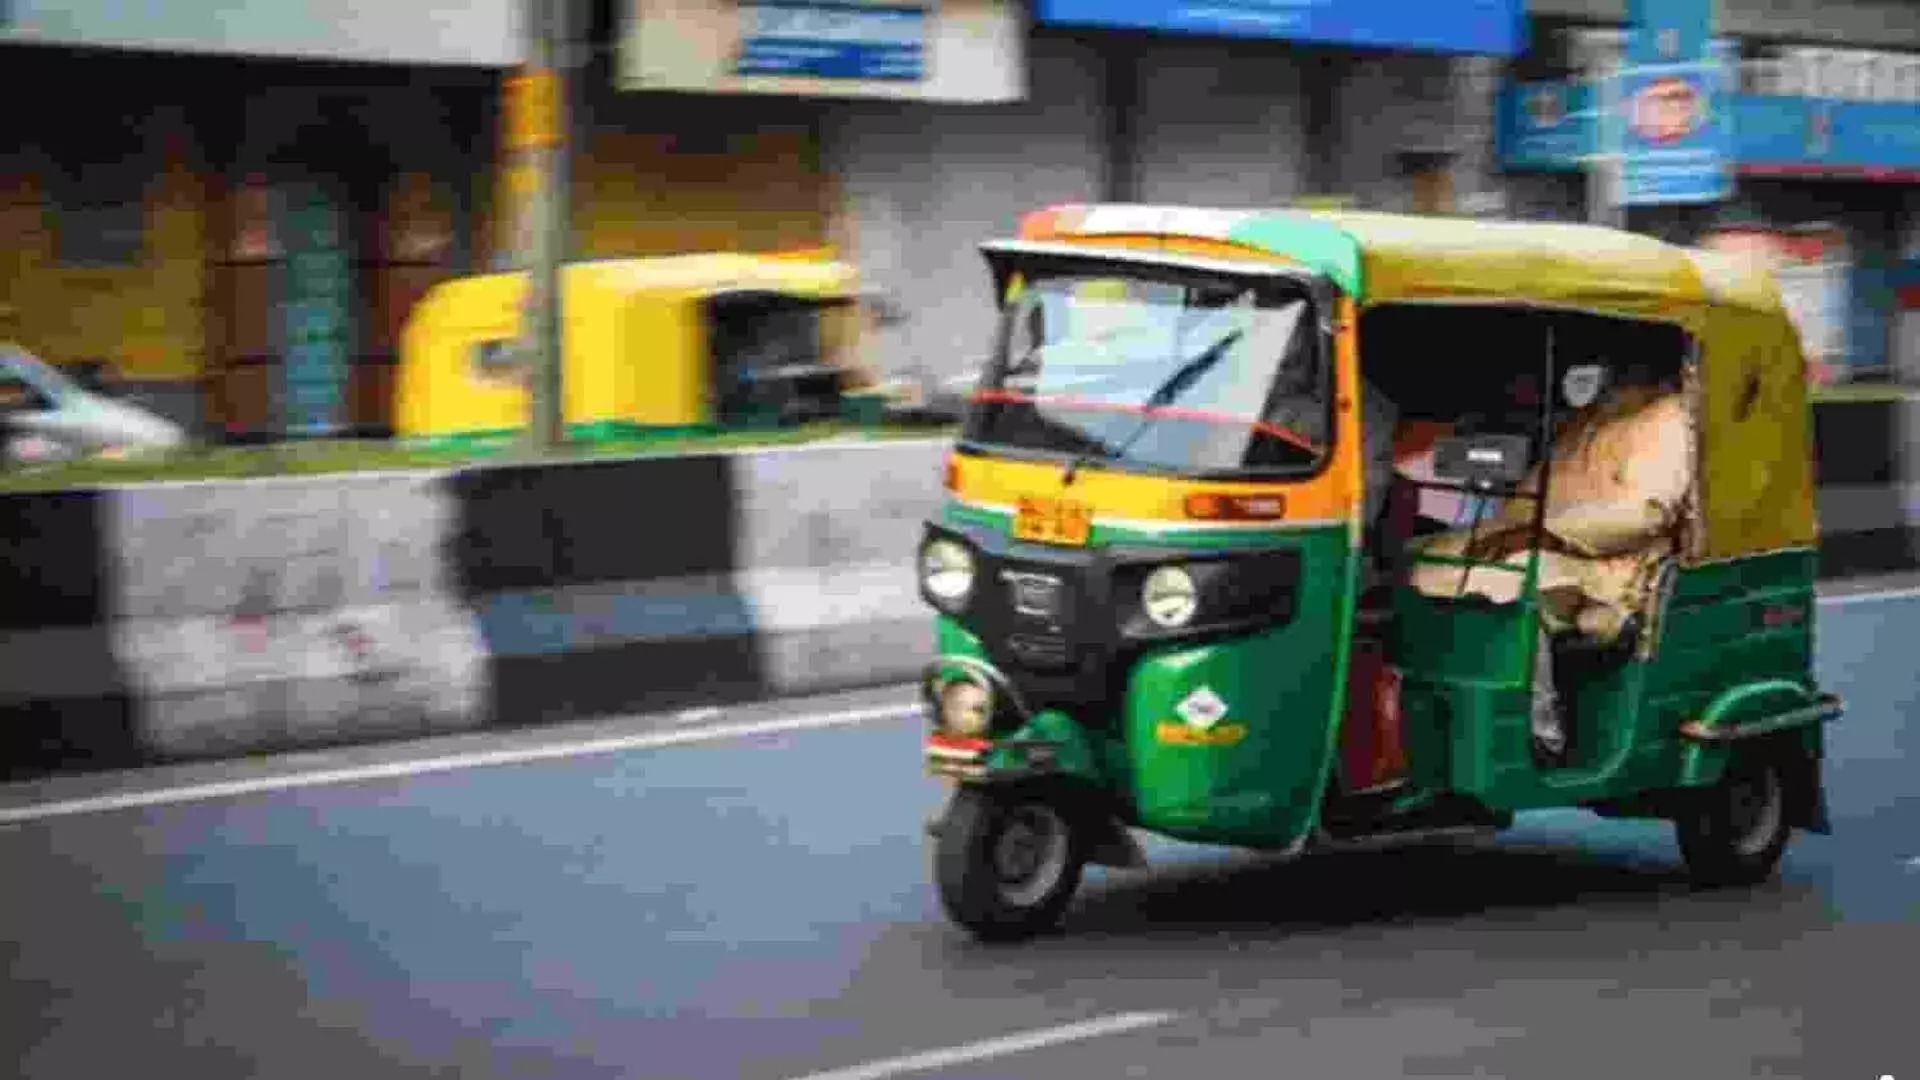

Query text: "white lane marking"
[783, 1012, 1181, 1080]
[0, 702, 921, 827]
[79, 436, 955, 492]
[1817, 583, 1920, 607]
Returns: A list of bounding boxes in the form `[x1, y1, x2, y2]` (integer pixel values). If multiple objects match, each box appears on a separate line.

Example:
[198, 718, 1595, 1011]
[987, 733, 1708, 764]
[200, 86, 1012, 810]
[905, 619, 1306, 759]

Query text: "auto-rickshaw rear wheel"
[1675, 749, 1792, 888]
[934, 785, 1086, 942]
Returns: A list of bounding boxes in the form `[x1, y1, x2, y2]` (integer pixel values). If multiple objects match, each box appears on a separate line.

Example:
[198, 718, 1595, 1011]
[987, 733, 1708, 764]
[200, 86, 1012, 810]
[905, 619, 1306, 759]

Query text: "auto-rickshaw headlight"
[920, 538, 976, 608]
[937, 677, 995, 737]
[1142, 564, 1199, 628]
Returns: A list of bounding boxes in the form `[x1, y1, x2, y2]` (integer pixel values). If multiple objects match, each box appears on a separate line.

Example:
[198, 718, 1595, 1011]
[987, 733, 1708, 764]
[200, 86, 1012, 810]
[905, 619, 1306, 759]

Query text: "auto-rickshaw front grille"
[1006, 632, 1071, 667]
[956, 553, 1089, 677]
[930, 532, 1128, 722]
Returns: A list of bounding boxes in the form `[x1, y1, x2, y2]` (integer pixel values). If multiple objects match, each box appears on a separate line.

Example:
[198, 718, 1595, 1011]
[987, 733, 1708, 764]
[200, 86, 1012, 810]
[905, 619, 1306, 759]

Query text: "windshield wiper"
[1061, 329, 1244, 486]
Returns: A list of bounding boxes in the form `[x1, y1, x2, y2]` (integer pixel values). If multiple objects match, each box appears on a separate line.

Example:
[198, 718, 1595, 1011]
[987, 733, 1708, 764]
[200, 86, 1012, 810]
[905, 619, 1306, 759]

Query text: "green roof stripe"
[1224, 214, 1367, 298]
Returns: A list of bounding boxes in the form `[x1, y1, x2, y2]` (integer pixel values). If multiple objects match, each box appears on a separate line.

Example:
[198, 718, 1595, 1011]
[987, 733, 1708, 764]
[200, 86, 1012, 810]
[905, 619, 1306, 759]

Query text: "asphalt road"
[2, 588, 1917, 1080]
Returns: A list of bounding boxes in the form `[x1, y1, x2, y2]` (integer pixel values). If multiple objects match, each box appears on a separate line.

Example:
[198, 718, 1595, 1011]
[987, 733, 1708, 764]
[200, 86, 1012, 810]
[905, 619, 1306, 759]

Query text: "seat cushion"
[1402, 388, 1690, 644]
[1406, 534, 1671, 643]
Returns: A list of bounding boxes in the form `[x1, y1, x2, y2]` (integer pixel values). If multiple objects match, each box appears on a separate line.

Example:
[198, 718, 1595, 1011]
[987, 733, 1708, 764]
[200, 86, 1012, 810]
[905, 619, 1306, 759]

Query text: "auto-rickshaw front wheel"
[1675, 750, 1792, 888]
[934, 785, 1087, 942]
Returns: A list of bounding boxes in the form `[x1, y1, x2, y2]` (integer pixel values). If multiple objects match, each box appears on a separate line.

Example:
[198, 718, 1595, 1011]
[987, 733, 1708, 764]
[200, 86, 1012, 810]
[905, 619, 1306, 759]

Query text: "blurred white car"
[0, 346, 187, 463]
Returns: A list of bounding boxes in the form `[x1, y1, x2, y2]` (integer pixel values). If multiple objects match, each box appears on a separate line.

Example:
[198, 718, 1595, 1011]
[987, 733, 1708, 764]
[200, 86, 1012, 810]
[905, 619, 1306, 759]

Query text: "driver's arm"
[1360, 379, 1398, 530]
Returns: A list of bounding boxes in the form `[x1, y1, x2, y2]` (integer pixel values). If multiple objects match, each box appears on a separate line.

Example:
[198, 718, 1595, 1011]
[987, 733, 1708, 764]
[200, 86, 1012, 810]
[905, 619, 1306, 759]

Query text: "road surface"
[1, 586, 1916, 1080]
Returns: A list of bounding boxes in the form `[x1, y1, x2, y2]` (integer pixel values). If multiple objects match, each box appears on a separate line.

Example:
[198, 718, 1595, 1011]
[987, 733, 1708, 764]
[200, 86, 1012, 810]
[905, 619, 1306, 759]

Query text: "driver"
[1261, 346, 1397, 542]
[1361, 378, 1399, 552]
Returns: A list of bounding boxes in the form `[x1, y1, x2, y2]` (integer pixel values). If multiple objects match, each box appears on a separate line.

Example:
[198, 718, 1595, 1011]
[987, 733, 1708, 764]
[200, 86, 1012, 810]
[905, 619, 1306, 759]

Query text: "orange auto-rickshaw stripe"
[1333, 295, 1364, 541]
[948, 448, 1354, 525]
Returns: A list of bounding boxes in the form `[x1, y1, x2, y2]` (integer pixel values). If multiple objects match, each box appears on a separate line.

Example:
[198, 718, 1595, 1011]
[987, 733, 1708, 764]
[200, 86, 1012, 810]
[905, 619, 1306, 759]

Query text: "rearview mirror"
[1432, 433, 1532, 488]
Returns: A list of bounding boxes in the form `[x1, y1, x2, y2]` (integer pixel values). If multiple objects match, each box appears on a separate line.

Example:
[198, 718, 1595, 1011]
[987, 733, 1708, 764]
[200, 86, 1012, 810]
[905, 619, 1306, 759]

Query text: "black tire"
[1675, 750, 1793, 888]
[933, 785, 1086, 943]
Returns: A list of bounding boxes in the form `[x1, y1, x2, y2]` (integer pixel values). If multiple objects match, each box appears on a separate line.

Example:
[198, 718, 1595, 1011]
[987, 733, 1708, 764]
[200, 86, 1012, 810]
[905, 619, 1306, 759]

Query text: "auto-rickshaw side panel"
[1650, 551, 1819, 711]
[1119, 523, 1353, 847]
[1686, 262, 1819, 563]
[1652, 550, 1826, 790]
[1641, 290, 1825, 799]
[1388, 593, 1540, 794]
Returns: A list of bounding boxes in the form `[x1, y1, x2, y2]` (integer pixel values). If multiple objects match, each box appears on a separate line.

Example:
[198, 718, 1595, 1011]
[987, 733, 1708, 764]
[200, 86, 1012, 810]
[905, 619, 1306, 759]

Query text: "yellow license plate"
[1012, 496, 1093, 547]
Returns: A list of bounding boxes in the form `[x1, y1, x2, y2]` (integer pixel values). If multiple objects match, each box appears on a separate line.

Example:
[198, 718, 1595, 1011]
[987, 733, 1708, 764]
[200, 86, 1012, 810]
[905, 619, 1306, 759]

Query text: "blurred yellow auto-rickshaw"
[394, 251, 882, 447]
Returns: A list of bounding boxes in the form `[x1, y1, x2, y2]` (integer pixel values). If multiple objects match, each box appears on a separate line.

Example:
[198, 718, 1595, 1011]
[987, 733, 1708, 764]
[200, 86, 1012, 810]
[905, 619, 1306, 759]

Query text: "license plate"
[1012, 497, 1093, 547]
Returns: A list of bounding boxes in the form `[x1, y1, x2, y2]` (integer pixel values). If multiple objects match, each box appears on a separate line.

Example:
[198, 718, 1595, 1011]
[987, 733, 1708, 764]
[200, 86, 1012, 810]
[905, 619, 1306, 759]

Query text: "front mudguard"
[925, 777, 1148, 870]
[921, 657, 1143, 869]
[920, 656, 1106, 787]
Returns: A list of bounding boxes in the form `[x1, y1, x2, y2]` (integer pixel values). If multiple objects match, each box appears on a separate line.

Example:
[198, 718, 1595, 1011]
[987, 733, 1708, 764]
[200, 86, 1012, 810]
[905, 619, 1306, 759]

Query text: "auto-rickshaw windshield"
[964, 271, 1330, 476]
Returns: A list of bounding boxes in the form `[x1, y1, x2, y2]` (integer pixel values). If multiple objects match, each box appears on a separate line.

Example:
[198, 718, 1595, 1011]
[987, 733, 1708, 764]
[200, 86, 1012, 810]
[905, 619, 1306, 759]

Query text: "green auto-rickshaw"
[916, 204, 1840, 942]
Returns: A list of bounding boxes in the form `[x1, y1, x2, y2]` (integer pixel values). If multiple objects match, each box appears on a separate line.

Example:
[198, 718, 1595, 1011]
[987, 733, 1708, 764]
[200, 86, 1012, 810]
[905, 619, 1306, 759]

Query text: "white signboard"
[0, 1, 523, 67]
[621, 0, 1024, 102]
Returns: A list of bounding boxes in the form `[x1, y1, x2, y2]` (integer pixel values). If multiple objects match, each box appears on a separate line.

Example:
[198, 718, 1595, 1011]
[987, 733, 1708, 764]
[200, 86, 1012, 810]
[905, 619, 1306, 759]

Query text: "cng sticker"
[1156, 721, 1247, 747]
[1162, 687, 1240, 746]
[1176, 687, 1229, 730]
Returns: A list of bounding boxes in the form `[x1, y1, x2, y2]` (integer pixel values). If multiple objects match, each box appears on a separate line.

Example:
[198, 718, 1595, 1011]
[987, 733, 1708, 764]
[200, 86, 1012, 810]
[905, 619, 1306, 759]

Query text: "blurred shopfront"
[1495, 2, 1920, 386]
[0, 5, 512, 439]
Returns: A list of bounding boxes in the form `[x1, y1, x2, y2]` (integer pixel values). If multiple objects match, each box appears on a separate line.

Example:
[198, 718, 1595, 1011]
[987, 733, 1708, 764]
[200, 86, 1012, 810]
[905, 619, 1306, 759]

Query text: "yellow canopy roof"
[1299, 210, 1788, 322]
[1015, 204, 1791, 325]
[447, 252, 862, 303]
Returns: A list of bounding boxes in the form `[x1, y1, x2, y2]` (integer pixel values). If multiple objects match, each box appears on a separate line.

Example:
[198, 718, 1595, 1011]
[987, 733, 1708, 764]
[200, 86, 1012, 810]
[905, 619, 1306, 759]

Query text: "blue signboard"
[1624, 0, 1713, 68]
[1734, 97, 1920, 176]
[1496, 80, 1596, 171]
[1498, 83, 1920, 179]
[1029, 0, 1526, 57]
[1612, 58, 1735, 205]
[734, 1, 924, 81]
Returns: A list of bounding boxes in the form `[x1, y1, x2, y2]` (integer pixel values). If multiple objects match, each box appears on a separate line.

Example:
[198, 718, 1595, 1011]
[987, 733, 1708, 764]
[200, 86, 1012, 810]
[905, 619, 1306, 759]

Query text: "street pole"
[509, 0, 569, 452]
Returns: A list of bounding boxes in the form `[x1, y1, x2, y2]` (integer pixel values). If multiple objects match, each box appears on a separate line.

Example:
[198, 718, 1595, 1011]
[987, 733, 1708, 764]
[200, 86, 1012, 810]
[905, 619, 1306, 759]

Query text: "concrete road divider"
[0, 489, 138, 778]
[106, 474, 490, 761]
[732, 440, 944, 699]
[448, 453, 769, 724]
[1, 396, 1917, 778]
